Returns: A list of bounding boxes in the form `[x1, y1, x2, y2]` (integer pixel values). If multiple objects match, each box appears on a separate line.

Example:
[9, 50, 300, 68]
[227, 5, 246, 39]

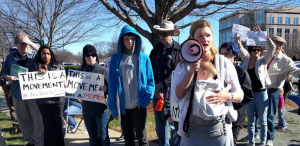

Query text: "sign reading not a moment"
[19, 71, 66, 100]
[65, 69, 105, 104]
[246, 31, 267, 46]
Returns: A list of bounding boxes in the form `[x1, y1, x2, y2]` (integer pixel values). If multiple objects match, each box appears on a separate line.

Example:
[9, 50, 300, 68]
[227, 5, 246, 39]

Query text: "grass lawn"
[0, 111, 26, 145]
[109, 115, 158, 142]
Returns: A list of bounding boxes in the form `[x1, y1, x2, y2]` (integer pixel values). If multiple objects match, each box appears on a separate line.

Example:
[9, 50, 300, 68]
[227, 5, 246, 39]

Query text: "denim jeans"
[153, 97, 170, 146]
[267, 88, 279, 141]
[278, 107, 287, 127]
[121, 107, 148, 146]
[63, 100, 82, 129]
[247, 91, 268, 145]
[83, 112, 110, 146]
[169, 121, 181, 146]
[255, 115, 259, 136]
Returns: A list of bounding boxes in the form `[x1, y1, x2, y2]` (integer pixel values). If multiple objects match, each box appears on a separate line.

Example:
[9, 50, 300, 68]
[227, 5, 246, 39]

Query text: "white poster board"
[104, 57, 111, 70]
[170, 71, 182, 122]
[18, 71, 66, 99]
[246, 31, 267, 46]
[65, 69, 105, 103]
[170, 101, 181, 122]
[231, 24, 251, 42]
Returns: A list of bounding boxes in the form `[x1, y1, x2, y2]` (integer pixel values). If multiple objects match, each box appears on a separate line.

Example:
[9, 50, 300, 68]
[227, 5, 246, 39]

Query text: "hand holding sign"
[253, 25, 262, 32]
[101, 85, 107, 92]
[167, 117, 173, 122]
[39, 68, 47, 74]
[7, 76, 18, 83]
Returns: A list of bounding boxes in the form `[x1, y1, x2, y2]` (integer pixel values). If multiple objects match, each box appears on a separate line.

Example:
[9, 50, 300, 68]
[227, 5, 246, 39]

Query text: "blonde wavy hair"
[180, 19, 217, 64]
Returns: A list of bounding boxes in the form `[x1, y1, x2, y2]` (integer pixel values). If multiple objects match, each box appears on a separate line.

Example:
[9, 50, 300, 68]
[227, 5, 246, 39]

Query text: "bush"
[64, 65, 81, 74]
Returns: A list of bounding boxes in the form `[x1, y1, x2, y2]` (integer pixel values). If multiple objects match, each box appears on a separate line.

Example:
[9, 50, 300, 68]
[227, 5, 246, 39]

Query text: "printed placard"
[11, 64, 28, 79]
[65, 69, 105, 103]
[231, 24, 251, 42]
[19, 71, 66, 99]
[246, 31, 267, 46]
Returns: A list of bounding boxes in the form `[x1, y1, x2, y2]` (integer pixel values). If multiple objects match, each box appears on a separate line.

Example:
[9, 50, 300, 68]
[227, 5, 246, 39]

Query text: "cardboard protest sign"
[104, 57, 111, 69]
[11, 64, 28, 79]
[170, 71, 182, 122]
[65, 69, 105, 103]
[19, 71, 66, 100]
[246, 31, 267, 46]
[231, 24, 251, 42]
[171, 101, 181, 122]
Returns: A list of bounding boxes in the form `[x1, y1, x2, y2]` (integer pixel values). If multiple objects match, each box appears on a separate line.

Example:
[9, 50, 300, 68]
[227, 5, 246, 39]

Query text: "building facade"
[219, 6, 300, 58]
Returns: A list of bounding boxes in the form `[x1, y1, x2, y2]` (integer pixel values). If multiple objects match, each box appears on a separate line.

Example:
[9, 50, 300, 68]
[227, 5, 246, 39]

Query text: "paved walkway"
[0, 89, 158, 146]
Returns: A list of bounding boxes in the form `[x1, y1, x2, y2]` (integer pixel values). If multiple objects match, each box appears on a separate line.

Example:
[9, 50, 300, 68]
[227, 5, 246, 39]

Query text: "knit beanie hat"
[83, 44, 97, 56]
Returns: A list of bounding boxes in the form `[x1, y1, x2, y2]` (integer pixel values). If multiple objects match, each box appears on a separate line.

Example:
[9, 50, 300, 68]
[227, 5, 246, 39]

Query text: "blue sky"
[64, 18, 220, 55]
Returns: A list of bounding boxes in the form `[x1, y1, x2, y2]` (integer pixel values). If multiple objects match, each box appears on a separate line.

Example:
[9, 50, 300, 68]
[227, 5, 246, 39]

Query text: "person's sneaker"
[67, 124, 78, 133]
[116, 134, 124, 141]
[274, 125, 282, 129]
[255, 135, 260, 139]
[280, 126, 287, 130]
[241, 135, 249, 142]
[267, 140, 273, 146]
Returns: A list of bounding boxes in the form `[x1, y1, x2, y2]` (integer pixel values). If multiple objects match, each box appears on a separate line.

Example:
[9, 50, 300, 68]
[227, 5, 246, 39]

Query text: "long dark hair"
[34, 45, 57, 66]
[81, 51, 99, 70]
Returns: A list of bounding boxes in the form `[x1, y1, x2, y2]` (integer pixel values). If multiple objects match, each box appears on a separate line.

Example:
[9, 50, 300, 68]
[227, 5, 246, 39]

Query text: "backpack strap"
[214, 55, 225, 90]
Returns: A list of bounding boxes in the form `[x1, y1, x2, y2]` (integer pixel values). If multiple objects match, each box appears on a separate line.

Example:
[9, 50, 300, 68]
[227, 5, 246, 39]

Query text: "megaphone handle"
[192, 71, 197, 85]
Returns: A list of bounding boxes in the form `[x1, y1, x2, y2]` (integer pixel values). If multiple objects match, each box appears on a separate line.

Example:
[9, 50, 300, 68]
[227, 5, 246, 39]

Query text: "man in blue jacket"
[1, 33, 43, 146]
[108, 25, 155, 146]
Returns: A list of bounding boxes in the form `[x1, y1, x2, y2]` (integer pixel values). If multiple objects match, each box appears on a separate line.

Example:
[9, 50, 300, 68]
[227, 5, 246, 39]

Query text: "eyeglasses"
[159, 31, 172, 37]
[251, 49, 261, 52]
[85, 54, 97, 57]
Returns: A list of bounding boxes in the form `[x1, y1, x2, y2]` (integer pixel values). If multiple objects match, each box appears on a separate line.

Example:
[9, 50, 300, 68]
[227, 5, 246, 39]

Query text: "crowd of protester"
[0, 18, 300, 146]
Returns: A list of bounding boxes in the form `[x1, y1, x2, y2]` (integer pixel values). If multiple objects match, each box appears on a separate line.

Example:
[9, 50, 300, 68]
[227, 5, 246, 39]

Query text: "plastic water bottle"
[155, 97, 164, 111]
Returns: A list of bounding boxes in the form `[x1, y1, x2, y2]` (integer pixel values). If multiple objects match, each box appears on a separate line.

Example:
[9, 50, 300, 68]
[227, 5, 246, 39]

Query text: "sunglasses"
[159, 31, 172, 37]
[85, 54, 97, 57]
[251, 49, 261, 52]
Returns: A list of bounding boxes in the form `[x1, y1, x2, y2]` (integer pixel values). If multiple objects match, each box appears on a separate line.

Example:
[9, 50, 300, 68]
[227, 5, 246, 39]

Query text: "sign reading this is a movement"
[19, 71, 66, 99]
[65, 69, 105, 104]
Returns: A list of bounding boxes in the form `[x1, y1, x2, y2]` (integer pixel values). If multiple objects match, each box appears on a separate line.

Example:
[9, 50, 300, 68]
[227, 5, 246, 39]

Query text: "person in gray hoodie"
[108, 25, 155, 146]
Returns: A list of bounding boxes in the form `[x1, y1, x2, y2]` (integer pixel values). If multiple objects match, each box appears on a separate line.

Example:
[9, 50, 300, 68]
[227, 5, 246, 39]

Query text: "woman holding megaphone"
[171, 19, 244, 145]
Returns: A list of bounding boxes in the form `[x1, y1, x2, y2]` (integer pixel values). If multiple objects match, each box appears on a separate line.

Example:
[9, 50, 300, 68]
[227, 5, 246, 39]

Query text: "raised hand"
[253, 25, 262, 32]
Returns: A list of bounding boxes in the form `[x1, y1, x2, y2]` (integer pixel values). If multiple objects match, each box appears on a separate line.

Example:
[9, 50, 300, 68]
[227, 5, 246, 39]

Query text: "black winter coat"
[232, 64, 254, 126]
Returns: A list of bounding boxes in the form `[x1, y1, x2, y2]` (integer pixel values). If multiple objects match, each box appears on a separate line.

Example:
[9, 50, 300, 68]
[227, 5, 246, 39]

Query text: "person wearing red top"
[276, 88, 287, 130]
